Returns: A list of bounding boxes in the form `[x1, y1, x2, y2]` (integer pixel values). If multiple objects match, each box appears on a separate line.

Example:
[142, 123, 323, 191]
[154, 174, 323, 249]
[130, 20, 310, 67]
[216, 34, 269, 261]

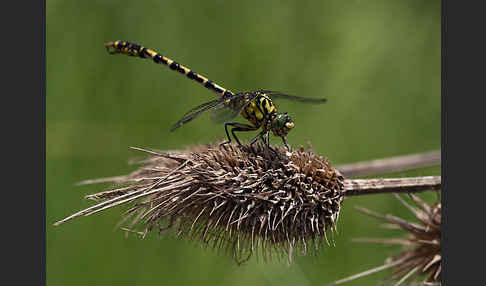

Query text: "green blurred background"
[47, 0, 440, 285]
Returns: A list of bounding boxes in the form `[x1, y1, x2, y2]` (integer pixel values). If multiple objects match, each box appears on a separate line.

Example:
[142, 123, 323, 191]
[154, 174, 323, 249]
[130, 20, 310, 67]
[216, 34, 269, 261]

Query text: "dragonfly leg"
[250, 130, 266, 146]
[281, 136, 291, 152]
[264, 131, 270, 148]
[249, 133, 262, 146]
[220, 122, 258, 147]
[263, 132, 282, 158]
[249, 130, 266, 153]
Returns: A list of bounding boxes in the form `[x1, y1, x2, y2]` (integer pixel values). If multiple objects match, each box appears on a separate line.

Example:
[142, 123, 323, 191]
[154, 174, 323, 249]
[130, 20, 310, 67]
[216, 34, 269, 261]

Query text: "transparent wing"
[180, 98, 224, 117]
[262, 90, 327, 103]
[209, 93, 255, 124]
[209, 104, 242, 124]
[170, 98, 224, 131]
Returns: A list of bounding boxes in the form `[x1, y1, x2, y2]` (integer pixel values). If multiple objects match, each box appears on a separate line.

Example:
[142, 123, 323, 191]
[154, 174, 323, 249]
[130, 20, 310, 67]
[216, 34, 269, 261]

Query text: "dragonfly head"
[271, 112, 294, 137]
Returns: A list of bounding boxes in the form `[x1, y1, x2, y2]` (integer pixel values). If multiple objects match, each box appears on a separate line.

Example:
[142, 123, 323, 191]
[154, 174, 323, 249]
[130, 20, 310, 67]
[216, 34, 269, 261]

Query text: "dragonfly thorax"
[240, 93, 278, 129]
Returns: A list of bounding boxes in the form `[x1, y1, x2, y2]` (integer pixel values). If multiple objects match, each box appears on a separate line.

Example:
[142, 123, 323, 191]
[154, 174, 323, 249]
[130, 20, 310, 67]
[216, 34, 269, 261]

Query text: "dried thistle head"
[329, 193, 441, 286]
[57, 143, 345, 263]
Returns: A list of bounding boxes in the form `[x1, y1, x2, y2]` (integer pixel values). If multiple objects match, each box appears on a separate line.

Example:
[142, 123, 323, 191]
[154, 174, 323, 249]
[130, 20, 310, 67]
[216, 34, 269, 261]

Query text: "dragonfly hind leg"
[220, 122, 258, 148]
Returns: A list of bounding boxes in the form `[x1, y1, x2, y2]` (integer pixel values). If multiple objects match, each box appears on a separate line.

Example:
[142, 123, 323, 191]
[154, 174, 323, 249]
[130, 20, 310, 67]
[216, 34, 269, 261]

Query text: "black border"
[442, 0, 484, 285]
[441, 0, 447, 284]
[41, 0, 46, 284]
[4, 0, 45, 284]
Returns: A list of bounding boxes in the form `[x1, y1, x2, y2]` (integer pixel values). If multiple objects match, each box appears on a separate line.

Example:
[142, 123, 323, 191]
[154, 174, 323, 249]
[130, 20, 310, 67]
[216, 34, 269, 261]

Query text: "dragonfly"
[105, 40, 327, 152]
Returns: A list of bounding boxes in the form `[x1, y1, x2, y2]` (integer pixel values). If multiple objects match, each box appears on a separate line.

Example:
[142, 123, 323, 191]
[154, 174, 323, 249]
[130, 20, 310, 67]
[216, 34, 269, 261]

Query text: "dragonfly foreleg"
[281, 136, 291, 152]
[263, 132, 282, 158]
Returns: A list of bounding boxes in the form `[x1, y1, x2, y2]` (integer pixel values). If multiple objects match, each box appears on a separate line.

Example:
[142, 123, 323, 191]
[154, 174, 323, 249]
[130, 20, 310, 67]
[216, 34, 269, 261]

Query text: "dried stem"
[343, 176, 441, 197]
[324, 257, 408, 286]
[336, 150, 440, 178]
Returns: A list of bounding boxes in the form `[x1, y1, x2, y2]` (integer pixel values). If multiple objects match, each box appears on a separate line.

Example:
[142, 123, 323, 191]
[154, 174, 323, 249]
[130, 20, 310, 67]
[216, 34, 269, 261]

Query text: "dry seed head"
[329, 193, 441, 286]
[385, 194, 441, 285]
[78, 143, 345, 262]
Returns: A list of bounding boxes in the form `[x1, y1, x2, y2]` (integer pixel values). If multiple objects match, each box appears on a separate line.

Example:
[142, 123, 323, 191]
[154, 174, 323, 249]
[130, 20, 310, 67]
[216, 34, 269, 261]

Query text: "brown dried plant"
[327, 193, 441, 286]
[57, 143, 345, 263]
[54, 142, 440, 264]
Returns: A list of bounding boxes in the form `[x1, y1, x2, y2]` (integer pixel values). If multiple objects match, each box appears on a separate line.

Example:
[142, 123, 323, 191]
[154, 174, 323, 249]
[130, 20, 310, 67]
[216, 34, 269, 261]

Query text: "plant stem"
[336, 150, 440, 178]
[343, 176, 441, 196]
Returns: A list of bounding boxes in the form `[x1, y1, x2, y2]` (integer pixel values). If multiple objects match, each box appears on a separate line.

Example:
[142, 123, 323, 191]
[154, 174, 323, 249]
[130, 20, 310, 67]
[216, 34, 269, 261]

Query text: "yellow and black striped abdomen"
[241, 93, 278, 129]
[105, 40, 234, 98]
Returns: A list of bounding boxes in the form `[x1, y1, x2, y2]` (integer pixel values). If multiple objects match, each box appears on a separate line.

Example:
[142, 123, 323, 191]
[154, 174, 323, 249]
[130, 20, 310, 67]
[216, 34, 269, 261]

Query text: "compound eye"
[285, 122, 294, 129]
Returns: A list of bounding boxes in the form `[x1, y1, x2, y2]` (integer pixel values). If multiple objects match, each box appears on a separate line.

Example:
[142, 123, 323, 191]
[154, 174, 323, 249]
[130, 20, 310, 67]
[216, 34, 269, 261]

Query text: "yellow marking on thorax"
[254, 109, 264, 121]
[262, 97, 276, 114]
[241, 100, 265, 127]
